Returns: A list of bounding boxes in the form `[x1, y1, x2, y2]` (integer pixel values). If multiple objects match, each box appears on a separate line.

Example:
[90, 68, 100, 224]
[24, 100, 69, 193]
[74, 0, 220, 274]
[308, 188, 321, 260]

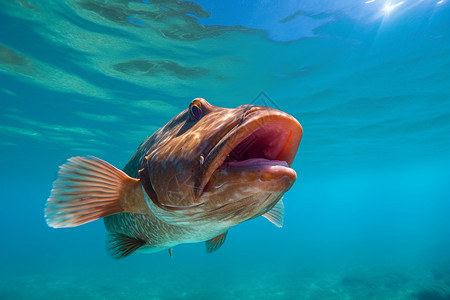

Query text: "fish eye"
[190, 101, 202, 120]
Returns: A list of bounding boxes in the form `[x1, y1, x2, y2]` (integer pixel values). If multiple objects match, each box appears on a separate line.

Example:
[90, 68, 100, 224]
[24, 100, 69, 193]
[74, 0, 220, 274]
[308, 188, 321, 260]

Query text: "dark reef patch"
[76, 0, 258, 41]
[415, 287, 450, 300]
[113, 59, 209, 79]
[0, 44, 29, 66]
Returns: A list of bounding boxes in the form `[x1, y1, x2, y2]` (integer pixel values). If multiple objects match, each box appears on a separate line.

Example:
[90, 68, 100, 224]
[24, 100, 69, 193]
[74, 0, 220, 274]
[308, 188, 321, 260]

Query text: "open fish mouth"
[197, 107, 303, 197]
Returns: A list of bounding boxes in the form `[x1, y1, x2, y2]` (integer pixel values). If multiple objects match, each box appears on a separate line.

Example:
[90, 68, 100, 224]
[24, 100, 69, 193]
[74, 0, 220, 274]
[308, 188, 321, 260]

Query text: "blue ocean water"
[1, 0, 450, 299]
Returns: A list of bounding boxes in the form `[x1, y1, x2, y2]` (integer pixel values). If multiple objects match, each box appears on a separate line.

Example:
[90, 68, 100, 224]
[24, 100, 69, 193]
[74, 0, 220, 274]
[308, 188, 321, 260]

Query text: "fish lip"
[196, 107, 303, 198]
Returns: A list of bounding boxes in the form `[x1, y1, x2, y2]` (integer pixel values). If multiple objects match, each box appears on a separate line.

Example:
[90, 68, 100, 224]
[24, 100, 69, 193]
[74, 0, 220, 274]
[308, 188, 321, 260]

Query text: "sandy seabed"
[1, 262, 449, 300]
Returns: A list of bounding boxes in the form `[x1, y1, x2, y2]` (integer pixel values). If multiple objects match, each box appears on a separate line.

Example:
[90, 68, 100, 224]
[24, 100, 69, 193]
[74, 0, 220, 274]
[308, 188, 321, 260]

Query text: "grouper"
[45, 98, 302, 259]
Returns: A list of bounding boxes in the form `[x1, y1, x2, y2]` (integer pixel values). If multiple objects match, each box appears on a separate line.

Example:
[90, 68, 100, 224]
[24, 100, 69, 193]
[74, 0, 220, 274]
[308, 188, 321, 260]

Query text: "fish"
[45, 98, 302, 259]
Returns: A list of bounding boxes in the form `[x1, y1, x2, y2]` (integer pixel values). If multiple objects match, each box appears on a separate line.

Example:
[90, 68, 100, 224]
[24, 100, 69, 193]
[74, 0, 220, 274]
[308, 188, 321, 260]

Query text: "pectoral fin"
[206, 231, 228, 253]
[45, 156, 147, 228]
[262, 199, 284, 228]
[107, 233, 146, 259]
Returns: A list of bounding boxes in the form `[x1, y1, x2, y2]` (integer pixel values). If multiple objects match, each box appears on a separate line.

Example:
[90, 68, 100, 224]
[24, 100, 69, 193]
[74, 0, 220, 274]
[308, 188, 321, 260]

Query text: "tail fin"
[45, 156, 139, 228]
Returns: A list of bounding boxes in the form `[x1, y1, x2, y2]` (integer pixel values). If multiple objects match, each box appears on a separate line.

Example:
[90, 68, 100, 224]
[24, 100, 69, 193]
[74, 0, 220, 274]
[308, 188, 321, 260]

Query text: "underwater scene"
[1, 0, 450, 299]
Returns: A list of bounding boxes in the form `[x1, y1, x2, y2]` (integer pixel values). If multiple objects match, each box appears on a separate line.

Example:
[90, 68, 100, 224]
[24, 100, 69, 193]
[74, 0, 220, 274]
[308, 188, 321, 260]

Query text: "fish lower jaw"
[218, 158, 297, 183]
[200, 156, 296, 195]
[223, 158, 289, 169]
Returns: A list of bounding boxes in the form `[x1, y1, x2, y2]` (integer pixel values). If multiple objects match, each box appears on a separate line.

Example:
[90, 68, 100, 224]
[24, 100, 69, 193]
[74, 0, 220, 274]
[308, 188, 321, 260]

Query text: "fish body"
[45, 98, 302, 258]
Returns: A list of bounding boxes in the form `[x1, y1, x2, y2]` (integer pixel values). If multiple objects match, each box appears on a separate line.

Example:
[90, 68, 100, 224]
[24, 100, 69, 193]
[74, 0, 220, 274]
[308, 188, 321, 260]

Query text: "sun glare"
[383, 1, 405, 14]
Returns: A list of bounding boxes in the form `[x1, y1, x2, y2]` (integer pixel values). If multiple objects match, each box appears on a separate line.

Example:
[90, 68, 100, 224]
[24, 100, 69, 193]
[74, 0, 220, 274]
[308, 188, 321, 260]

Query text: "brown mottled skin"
[104, 98, 302, 254]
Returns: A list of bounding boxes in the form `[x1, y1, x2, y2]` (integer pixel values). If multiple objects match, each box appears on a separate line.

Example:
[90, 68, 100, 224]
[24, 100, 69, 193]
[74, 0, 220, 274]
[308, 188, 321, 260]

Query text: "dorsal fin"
[107, 233, 146, 259]
[262, 199, 284, 228]
[206, 231, 228, 253]
[45, 156, 147, 228]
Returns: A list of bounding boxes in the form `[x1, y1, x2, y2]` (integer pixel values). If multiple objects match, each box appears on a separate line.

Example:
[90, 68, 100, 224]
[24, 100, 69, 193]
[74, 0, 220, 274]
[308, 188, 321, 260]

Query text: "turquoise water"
[1, 0, 450, 299]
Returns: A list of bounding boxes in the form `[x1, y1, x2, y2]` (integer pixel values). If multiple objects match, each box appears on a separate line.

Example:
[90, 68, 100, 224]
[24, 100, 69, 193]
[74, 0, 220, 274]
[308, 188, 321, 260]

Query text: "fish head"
[138, 98, 302, 226]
